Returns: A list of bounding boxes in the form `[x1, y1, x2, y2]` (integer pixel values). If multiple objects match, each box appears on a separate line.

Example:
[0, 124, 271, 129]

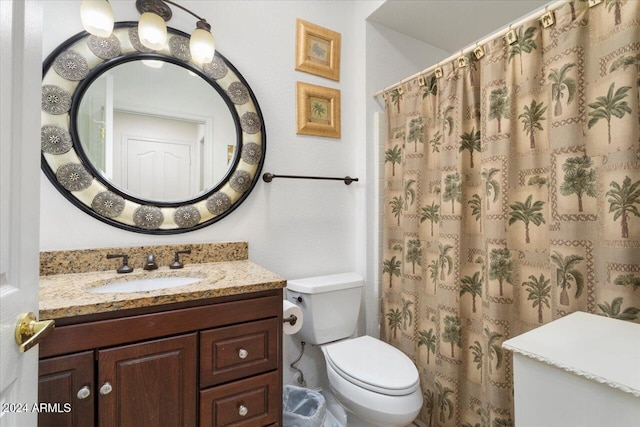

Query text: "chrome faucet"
[143, 254, 158, 270]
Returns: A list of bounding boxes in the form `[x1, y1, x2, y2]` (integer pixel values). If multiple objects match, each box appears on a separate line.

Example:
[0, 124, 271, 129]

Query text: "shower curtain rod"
[372, 0, 561, 98]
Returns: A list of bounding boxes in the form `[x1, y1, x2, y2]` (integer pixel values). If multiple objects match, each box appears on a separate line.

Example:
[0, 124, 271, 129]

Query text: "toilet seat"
[325, 364, 423, 427]
[322, 336, 419, 396]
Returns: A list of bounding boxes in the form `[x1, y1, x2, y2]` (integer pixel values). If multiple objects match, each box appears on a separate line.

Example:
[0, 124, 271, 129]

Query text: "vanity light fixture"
[80, 0, 114, 37]
[80, 0, 216, 63]
[138, 11, 167, 50]
[189, 19, 216, 63]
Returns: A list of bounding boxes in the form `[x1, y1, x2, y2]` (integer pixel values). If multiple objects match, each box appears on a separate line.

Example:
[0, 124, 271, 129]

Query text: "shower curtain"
[382, 1, 640, 425]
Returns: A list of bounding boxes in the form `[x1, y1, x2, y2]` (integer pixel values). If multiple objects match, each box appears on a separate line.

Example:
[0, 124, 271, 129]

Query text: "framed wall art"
[295, 19, 341, 81]
[296, 82, 341, 138]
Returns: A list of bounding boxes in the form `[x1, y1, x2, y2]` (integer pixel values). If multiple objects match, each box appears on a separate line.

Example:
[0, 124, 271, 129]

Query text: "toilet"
[287, 273, 422, 427]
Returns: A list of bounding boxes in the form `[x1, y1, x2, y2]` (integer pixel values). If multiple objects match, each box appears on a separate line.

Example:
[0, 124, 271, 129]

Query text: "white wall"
[41, 0, 360, 276]
[38, 0, 462, 391]
[41, 0, 364, 389]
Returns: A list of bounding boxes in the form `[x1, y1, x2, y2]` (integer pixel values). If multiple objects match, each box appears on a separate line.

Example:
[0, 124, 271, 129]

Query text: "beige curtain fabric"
[382, 2, 640, 426]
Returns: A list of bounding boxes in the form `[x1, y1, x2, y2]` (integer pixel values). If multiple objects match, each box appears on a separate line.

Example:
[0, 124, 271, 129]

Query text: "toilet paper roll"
[283, 300, 303, 335]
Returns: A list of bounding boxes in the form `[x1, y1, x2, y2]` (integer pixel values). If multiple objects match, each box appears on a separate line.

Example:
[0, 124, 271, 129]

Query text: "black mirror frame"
[41, 22, 266, 234]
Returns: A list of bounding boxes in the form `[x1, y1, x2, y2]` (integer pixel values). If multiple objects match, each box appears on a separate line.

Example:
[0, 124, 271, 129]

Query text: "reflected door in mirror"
[124, 137, 193, 201]
[77, 60, 236, 203]
[115, 111, 200, 201]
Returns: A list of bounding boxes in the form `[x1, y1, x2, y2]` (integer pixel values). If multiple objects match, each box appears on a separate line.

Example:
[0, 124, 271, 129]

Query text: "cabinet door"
[38, 351, 95, 427]
[97, 333, 197, 427]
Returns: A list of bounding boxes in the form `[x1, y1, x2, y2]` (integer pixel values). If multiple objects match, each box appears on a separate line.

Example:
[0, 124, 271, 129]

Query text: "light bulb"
[138, 12, 167, 51]
[190, 27, 215, 63]
[80, 0, 114, 37]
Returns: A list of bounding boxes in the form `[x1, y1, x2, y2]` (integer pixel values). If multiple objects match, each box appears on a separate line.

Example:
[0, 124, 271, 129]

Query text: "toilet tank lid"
[287, 272, 364, 294]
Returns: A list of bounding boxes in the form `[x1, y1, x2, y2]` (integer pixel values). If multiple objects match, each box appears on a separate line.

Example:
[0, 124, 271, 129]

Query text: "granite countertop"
[39, 260, 286, 320]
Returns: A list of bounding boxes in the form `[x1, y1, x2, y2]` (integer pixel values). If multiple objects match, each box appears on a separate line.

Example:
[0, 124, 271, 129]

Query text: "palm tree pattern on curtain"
[382, 2, 640, 425]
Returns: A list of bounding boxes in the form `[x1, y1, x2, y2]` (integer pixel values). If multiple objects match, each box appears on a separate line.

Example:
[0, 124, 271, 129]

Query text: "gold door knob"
[14, 312, 55, 353]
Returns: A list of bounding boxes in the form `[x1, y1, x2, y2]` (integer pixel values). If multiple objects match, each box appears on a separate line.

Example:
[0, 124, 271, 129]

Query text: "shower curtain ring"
[505, 25, 518, 45]
[473, 42, 485, 60]
[541, 6, 555, 28]
[434, 63, 444, 79]
[457, 50, 468, 68]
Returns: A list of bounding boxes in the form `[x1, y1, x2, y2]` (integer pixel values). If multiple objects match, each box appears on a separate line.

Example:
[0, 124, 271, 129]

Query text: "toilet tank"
[287, 273, 363, 345]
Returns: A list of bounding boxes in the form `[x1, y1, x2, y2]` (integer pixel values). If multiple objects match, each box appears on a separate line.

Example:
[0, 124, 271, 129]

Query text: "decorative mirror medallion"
[41, 23, 266, 234]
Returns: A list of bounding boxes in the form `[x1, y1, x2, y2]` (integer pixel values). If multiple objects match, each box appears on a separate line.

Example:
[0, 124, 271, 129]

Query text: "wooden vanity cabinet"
[38, 290, 283, 427]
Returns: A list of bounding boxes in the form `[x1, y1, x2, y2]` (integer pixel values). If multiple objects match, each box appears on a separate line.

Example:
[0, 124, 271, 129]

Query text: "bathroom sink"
[88, 276, 202, 294]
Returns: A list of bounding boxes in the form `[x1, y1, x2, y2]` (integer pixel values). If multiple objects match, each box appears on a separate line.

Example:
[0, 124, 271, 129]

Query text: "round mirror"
[77, 59, 237, 203]
[41, 23, 266, 234]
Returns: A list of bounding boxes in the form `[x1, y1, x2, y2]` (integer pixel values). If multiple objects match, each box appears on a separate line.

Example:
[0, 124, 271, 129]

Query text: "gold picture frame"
[296, 19, 341, 81]
[296, 82, 341, 138]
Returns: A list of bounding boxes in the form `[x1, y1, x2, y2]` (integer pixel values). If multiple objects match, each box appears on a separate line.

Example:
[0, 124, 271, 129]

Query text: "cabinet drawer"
[200, 318, 279, 387]
[199, 371, 279, 427]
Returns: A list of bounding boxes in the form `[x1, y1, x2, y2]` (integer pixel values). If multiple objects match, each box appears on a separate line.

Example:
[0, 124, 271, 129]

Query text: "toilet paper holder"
[283, 314, 298, 326]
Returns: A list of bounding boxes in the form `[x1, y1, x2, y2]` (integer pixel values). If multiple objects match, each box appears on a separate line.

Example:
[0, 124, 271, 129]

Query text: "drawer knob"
[77, 386, 91, 400]
[238, 349, 248, 359]
[238, 405, 248, 417]
[99, 382, 112, 396]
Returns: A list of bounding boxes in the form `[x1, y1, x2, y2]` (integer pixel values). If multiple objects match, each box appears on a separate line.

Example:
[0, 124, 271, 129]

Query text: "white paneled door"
[0, 1, 43, 426]
[123, 137, 195, 201]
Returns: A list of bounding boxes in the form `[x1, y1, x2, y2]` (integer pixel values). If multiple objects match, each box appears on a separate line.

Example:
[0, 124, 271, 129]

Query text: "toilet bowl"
[321, 336, 422, 427]
[287, 273, 423, 427]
